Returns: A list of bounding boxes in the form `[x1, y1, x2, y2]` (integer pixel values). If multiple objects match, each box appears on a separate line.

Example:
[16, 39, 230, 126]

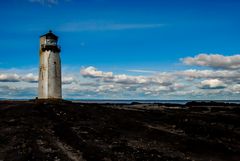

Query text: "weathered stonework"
[38, 31, 62, 99]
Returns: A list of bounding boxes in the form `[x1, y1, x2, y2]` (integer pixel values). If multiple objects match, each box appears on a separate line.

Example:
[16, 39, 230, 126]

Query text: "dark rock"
[0, 101, 239, 161]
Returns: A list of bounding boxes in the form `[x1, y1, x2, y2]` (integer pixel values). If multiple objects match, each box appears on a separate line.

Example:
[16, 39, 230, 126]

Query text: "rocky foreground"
[0, 101, 240, 161]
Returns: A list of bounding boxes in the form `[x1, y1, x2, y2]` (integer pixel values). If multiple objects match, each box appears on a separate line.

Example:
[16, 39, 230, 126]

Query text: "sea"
[71, 100, 240, 105]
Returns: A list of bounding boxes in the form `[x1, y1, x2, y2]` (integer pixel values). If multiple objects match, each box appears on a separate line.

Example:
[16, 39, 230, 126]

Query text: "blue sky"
[1, 0, 240, 99]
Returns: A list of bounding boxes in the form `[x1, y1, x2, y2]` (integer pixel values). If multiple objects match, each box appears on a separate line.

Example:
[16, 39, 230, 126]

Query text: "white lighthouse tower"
[38, 30, 62, 99]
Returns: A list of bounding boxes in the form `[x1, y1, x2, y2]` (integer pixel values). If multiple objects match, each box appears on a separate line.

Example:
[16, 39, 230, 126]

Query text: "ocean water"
[71, 100, 240, 105]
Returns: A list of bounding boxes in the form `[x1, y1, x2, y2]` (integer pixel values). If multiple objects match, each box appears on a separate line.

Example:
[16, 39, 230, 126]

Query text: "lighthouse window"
[46, 39, 56, 45]
[50, 40, 56, 45]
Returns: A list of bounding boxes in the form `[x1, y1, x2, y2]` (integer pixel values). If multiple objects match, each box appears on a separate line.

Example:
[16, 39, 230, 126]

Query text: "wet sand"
[0, 100, 240, 161]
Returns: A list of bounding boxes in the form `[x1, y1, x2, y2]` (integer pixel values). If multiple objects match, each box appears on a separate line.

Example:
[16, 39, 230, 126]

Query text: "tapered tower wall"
[38, 31, 62, 99]
[48, 50, 62, 98]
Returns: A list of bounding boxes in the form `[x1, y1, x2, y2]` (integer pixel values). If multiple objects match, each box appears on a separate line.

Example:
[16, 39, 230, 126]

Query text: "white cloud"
[199, 79, 226, 89]
[1, 63, 240, 100]
[28, 0, 71, 6]
[29, 0, 58, 6]
[0, 73, 34, 83]
[2, 51, 240, 99]
[181, 54, 240, 69]
[0, 72, 75, 84]
[80, 66, 173, 86]
[177, 69, 240, 79]
[96, 84, 116, 93]
[58, 22, 165, 32]
[112, 74, 147, 84]
[0, 85, 37, 99]
[78, 65, 240, 99]
[62, 76, 75, 84]
[22, 73, 38, 83]
[0, 74, 21, 82]
[229, 84, 240, 94]
[80, 66, 113, 78]
[127, 69, 157, 74]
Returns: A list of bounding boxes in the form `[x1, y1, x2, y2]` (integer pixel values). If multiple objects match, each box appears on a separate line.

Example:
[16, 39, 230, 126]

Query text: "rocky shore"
[0, 100, 240, 161]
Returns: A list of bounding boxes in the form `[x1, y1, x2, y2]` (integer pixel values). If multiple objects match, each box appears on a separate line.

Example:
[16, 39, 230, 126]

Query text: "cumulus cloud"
[0, 72, 75, 85]
[112, 74, 147, 84]
[0, 74, 21, 82]
[22, 73, 38, 83]
[181, 54, 240, 69]
[78, 65, 240, 99]
[96, 84, 116, 93]
[79, 66, 189, 99]
[229, 84, 240, 94]
[62, 76, 75, 84]
[0, 73, 39, 83]
[80, 66, 173, 86]
[2, 51, 240, 99]
[199, 79, 226, 89]
[80, 66, 113, 78]
[177, 69, 240, 79]
[0, 85, 37, 99]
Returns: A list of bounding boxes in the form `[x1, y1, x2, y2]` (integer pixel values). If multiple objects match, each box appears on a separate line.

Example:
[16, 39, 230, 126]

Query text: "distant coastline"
[72, 99, 240, 104]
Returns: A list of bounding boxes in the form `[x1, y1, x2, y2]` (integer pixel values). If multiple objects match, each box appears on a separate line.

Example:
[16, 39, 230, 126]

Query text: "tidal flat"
[0, 101, 240, 161]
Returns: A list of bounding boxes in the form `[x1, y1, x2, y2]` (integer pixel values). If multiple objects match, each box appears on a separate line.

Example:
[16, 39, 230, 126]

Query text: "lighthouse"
[38, 30, 62, 99]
